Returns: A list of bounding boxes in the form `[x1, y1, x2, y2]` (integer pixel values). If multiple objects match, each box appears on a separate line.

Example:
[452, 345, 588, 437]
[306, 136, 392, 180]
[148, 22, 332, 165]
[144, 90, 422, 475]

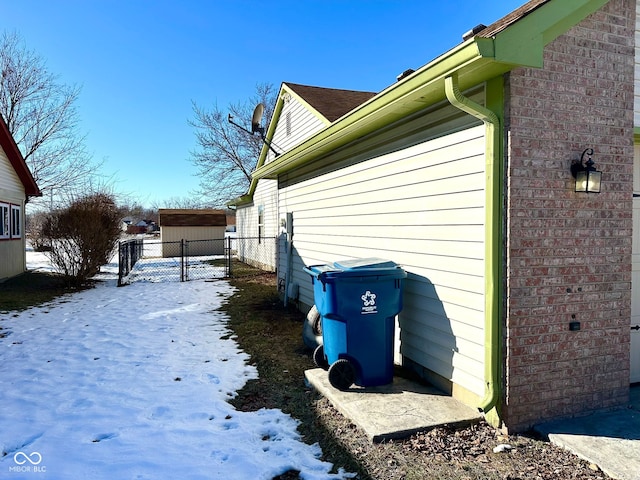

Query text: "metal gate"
[118, 237, 229, 286]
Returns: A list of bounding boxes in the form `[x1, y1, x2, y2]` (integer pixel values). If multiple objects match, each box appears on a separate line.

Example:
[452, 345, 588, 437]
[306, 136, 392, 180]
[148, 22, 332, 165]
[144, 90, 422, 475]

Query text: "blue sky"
[4, 0, 525, 208]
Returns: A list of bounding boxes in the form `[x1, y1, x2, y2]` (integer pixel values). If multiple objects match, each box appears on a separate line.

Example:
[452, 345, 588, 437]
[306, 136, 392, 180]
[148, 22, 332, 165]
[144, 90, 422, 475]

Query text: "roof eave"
[227, 194, 254, 208]
[0, 116, 42, 197]
[253, 39, 505, 180]
[252, 0, 609, 181]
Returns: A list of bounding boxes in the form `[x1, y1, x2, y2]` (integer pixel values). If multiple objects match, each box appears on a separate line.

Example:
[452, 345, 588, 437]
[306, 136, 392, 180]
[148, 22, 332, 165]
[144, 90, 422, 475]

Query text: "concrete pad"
[535, 406, 640, 480]
[305, 368, 482, 443]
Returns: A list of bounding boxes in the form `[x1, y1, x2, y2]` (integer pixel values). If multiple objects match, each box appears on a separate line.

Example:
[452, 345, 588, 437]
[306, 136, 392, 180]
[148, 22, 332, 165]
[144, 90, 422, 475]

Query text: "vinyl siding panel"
[161, 225, 225, 242]
[237, 91, 327, 269]
[160, 226, 225, 256]
[236, 203, 253, 238]
[0, 238, 26, 279]
[235, 179, 278, 271]
[0, 148, 27, 279]
[280, 123, 486, 396]
[237, 180, 278, 238]
[0, 149, 23, 198]
[266, 95, 326, 164]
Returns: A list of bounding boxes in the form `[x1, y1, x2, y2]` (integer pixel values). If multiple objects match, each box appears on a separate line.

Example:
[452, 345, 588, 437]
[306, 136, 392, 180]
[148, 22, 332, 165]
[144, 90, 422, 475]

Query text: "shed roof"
[284, 83, 376, 122]
[0, 114, 41, 197]
[158, 209, 227, 227]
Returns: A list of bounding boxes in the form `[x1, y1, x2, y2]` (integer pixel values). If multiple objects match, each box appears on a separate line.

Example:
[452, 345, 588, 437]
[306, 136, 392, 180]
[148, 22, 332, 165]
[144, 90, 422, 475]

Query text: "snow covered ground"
[0, 251, 353, 479]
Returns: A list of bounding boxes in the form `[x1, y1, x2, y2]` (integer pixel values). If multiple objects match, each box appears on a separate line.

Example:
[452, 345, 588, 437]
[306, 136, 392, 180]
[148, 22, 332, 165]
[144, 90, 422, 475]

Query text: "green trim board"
[230, 83, 343, 207]
[281, 84, 332, 127]
[484, 0, 609, 67]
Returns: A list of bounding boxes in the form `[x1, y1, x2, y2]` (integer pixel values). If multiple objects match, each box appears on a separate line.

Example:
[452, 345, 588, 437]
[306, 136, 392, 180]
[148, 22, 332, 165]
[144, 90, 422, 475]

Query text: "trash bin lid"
[333, 257, 399, 271]
[303, 264, 338, 278]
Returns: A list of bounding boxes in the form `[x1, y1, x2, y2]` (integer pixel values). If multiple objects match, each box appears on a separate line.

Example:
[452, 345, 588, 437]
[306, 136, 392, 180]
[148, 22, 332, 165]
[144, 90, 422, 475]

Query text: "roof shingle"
[284, 83, 376, 122]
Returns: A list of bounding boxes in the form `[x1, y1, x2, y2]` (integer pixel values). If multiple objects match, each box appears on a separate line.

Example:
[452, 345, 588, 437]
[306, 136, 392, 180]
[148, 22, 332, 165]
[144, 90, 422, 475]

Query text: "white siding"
[265, 93, 326, 164]
[0, 149, 23, 198]
[236, 90, 328, 270]
[236, 179, 278, 271]
[279, 123, 487, 396]
[0, 148, 27, 279]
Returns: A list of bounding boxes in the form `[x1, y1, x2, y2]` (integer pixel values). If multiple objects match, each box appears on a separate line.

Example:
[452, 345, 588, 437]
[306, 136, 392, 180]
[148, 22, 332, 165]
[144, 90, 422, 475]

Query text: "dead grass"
[224, 271, 610, 480]
[1, 267, 611, 479]
[0, 271, 81, 313]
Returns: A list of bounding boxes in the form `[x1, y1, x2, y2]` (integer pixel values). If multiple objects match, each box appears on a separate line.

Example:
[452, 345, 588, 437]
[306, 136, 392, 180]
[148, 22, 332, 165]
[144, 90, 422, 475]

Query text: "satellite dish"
[227, 101, 278, 156]
[251, 103, 265, 134]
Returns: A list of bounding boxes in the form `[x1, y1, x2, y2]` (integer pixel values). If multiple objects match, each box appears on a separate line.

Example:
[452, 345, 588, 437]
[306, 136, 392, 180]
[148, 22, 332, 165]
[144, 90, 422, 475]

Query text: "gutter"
[444, 73, 502, 415]
[253, 38, 499, 180]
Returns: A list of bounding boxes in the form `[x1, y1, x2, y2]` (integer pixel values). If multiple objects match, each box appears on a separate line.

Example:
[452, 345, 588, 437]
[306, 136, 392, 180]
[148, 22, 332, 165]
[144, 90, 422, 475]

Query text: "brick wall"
[503, 0, 635, 431]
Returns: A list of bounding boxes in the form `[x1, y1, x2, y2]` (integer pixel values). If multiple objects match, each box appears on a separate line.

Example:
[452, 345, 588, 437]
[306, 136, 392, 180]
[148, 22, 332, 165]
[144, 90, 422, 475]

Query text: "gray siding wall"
[278, 114, 487, 396]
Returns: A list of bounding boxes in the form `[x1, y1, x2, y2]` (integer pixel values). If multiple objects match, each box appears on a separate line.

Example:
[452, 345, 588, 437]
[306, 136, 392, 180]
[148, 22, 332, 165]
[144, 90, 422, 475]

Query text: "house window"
[0, 203, 9, 239]
[11, 205, 21, 238]
[258, 205, 264, 244]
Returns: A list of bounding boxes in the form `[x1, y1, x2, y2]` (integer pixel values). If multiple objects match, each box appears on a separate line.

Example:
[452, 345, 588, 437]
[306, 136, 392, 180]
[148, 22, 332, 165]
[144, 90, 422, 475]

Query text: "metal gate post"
[225, 236, 231, 277]
[180, 239, 185, 282]
[184, 239, 189, 281]
[117, 241, 126, 287]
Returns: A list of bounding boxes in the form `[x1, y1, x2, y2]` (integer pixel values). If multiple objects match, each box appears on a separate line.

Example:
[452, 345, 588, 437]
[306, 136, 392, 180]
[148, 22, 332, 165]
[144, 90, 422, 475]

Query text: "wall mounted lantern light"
[570, 148, 602, 193]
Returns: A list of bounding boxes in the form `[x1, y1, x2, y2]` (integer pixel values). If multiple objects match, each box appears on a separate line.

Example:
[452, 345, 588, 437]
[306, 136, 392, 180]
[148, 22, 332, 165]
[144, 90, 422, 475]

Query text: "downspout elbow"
[445, 73, 499, 135]
[444, 73, 501, 415]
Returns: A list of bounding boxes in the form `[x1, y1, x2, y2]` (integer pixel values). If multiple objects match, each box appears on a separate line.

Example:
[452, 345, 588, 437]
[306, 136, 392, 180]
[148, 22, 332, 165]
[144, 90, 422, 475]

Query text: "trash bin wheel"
[302, 305, 323, 349]
[313, 344, 329, 370]
[328, 359, 356, 391]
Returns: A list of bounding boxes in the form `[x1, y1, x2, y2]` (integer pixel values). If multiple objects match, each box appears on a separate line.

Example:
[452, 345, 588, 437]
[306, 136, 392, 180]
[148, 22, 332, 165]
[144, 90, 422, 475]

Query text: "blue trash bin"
[304, 258, 406, 390]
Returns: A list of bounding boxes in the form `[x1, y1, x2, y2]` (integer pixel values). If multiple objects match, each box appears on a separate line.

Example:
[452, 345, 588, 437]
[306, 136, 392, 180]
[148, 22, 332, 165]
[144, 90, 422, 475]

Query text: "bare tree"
[117, 201, 158, 224]
[189, 83, 277, 207]
[0, 31, 97, 208]
[150, 196, 208, 210]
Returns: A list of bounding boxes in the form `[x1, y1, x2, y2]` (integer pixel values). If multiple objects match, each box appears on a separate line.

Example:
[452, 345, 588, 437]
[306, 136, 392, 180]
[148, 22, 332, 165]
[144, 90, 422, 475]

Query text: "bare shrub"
[40, 193, 121, 285]
[26, 210, 51, 252]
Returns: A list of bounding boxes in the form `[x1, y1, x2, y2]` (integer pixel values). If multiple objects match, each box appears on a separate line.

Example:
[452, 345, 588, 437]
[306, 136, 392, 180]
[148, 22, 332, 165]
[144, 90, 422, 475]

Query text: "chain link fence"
[118, 236, 276, 286]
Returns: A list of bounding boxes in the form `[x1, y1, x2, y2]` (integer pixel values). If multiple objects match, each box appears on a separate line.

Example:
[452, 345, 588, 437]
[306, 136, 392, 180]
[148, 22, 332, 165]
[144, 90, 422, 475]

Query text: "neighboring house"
[122, 218, 157, 235]
[230, 83, 375, 274]
[238, 0, 638, 432]
[158, 209, 226, 257]
[121, 218, 133, 232]
[0, 114, 41, 281]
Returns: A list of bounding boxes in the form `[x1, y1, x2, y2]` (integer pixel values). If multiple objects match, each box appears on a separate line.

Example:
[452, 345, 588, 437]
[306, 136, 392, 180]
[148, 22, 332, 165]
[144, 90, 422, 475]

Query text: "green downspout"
[444, 73, 502, 421]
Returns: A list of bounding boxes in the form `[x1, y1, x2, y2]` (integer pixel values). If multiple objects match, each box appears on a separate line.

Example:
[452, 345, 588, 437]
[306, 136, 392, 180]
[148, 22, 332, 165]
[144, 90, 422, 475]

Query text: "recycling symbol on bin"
[361, 290, 378, 315]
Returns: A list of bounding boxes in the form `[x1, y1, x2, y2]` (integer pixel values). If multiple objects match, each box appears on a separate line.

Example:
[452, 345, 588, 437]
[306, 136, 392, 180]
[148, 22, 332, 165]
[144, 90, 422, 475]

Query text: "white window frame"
[258, 205, 264, 244]
[0, 203, 9, 239]
[11, 204, 21, 238]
